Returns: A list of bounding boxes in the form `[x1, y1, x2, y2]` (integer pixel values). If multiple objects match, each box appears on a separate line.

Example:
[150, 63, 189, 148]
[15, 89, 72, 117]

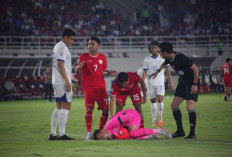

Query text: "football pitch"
[0, 93, 232, 157]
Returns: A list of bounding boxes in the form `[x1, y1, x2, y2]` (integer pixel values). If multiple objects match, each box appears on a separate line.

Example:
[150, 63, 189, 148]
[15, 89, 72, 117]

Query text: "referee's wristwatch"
[192, 82, 198, 86]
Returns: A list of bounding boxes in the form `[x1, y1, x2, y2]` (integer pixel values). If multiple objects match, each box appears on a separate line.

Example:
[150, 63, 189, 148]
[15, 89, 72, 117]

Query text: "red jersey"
[111, 72, 140, 96]
[77, 53, 107, 90]
[221, 63, 232, 81]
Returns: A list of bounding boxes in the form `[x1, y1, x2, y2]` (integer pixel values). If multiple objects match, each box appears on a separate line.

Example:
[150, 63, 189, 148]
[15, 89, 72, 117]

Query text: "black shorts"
[174, 80, 199, 102]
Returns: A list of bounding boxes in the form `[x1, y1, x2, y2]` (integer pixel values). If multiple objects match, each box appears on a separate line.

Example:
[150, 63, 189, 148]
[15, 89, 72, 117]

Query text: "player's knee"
[86, 108, 93, 114]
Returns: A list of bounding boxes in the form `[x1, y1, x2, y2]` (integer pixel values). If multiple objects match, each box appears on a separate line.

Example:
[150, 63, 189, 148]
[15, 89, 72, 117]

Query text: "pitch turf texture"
[0, 93, 232, 157]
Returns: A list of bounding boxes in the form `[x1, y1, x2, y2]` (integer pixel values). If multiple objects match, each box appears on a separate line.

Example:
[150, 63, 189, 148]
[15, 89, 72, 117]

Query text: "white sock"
[51, 108, 60, 136]
[59, 109, 69, 137]
[151, 103, 157, 123]
[158, 102, 164, 120]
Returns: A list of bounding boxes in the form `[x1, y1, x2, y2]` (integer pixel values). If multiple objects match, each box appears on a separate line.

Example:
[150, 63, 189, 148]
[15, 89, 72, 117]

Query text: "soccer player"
[49, 28, 76, 140]
[221, 58, 232, 101]
[142, 41, 173, 127]
[93, 109, 172, 140]
[76, 37, 117, 140]
[149, 42, 199, 139]
[109, 72, 146, 128]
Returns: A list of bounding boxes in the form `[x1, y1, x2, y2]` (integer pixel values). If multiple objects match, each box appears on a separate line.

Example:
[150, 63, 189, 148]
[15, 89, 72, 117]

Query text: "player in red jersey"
[221, 58, 232, 101]
[109, 72, 146, 128]
[76, 37, 117, 140]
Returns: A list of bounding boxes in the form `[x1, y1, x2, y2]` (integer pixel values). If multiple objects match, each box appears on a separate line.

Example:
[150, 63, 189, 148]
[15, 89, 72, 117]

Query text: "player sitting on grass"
[93, 109, 172, 140]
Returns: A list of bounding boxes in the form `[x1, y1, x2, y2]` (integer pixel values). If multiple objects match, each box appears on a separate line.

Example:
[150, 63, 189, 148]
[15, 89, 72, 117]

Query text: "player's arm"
[103, 69, 117, 76]
[58, 61, 71, 92]
[139, 78, 146, 104]
[190, 63, 199, 94]
[148, 61, 167, 79]
[142, 69, 147, 81]
[165, 67, 173, 90]
[75, 61, 85, 75]
[109, 95, 116, 119]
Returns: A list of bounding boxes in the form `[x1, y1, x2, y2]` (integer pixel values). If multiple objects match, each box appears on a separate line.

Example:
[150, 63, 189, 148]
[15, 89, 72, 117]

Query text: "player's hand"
[148, 72, 158, 80]
[65, 81, 72, 92]
[108, 70, 117, 76]
[71, 73, 79, 82]
[141, 96, 147, 104]
[190, 85, 197, 94]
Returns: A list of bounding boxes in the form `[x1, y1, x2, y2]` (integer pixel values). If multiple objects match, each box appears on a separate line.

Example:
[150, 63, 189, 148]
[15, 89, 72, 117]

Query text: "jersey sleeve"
[143, 58, 148, 70]
[102, 54, 107, 70]
[56, 46, 66, 62]
[133, 73, 141, 82]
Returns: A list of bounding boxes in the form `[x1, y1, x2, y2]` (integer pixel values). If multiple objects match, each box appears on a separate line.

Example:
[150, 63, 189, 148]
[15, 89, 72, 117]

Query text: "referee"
[148, 42, 199, 139]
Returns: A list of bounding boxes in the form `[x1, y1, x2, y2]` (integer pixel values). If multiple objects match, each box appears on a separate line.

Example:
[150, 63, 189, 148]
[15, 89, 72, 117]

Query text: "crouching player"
[93, 109, 172, 140]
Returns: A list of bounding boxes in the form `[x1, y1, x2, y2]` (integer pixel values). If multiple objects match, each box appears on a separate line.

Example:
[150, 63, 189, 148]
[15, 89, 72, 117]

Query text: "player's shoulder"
[144, 54, 152, 60]
[98, 52, 107, 58]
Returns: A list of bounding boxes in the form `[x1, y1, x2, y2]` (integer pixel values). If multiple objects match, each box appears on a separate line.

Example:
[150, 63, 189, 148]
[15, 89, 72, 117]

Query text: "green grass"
[0, 93, 232, 157]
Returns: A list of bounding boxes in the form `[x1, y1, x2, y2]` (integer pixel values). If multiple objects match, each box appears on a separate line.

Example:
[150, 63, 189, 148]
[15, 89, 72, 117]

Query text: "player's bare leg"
[116, 103, 124, 113]
[134, 104, 144, 128]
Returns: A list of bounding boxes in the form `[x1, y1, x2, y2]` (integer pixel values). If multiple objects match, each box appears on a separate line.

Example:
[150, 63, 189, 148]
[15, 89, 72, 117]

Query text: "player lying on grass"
[93, 109, 172, 140]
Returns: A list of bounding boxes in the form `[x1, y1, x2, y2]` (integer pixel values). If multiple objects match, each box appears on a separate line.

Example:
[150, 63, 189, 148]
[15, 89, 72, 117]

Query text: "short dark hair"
[117, 72, 128, 84]
[62, 28, 76, 38]
[90, 36, 101, 45]
[226, 58, 231, 63]
[148, 41, 159, 53]
[158, 42, 173, 54]
[93, 129, 101, 140]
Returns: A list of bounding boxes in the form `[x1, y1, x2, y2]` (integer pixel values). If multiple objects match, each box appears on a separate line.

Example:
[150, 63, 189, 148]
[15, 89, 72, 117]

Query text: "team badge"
[99, 60, 102, 64]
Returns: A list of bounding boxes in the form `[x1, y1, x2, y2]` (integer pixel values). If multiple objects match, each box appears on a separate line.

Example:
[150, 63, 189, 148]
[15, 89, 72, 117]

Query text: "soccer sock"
[99, 112, 108, 130]
[130, 128, 156, 137]
[151, 103, 157, 123]
[58, 109, 69, 137]
[139, 120, 144, 128]
[85, 110, 93, 132]
[172, 108, 184, 132]
[51, 108, 60, 136]
[157, 102, 164, 120]
[188, 110, 196, 136]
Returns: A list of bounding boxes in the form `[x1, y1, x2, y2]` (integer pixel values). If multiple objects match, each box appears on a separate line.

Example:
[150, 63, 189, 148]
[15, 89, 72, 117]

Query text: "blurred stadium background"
[0, 0, 231, 100]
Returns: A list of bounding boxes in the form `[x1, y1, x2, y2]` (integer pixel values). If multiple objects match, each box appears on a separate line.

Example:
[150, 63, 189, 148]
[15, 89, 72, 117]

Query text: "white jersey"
[52, 41, 72, 85]
[143, 54, 167, 86]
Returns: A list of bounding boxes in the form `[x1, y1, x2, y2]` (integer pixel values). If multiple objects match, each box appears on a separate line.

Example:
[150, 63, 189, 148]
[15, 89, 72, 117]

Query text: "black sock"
[173, 109, 184, 132]
[188, 110, 196, 136]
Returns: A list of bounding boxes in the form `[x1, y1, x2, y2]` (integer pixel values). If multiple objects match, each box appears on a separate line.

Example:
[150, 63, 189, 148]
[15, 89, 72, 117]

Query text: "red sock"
[85, 110, 93, 132]
[139, 120, 144, 128]
[99, 113, 108, 129]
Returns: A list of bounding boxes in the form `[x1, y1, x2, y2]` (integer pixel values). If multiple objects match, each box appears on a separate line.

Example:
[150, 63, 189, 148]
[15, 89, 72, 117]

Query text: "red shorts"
[83, 88, 108, 110]
[224, 79, 232, 88]
[115, 86, 141, 105]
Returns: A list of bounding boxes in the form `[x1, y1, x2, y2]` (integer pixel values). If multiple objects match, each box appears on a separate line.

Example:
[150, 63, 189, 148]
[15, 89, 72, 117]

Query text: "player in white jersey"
[49, 28, 76, 140]
[142, 41, 173, 127]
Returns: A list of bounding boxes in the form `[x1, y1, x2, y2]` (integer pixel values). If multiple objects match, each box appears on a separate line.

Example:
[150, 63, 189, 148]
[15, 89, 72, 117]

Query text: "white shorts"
[53, 84, 73, 103]
[148, 84, 165, 99]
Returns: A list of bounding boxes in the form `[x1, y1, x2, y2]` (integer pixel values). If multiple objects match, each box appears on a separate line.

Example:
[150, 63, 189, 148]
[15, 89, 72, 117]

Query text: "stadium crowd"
[0, 75, 82, 100]
[1, 0, 231, 37]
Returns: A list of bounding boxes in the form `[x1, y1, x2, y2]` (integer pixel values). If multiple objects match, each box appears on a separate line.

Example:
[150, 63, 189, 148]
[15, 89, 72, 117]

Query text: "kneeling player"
[93, 109, 172, 140]
[109, 72, 146, 128]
